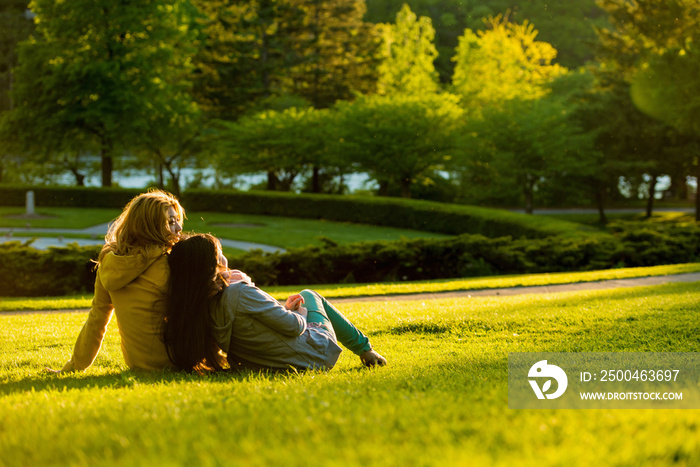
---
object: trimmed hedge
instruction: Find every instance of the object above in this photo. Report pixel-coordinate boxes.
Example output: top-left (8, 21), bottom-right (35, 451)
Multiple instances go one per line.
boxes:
top-left (0, 241), bottom-right (100, 296)
top-left (181, 189), bottom-right (589, 239)
top-left (233, 221), bottom-right (700, 286)
top-left (2, 221), bottom-right (698, 296)
top-left (233, 235), bottom-right (627, 286)
top-left (1, 185), bottom-right (588, 239)
top-left (0, 185), bottom-right (143, 208)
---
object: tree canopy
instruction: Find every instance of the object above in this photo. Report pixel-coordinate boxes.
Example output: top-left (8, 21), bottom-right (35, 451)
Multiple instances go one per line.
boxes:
top-left (451, 14), bottom-right (566, 110)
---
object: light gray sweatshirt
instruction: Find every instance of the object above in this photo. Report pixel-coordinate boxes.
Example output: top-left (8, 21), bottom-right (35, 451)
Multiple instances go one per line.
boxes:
top-left (210, 282), bottom-right (342, 370)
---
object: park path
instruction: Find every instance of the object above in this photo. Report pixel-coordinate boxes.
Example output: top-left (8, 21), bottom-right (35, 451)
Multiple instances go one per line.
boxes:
top-left (331, 272), bottom-right (700, 303)
top-left (4, 272), bottom-right (699, 315)
top-left (0, 222), bottom-right (285, 253)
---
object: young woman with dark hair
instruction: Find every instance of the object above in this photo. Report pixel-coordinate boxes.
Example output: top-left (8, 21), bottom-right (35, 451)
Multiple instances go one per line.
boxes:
top-left (163, 234), bottom-right (387, 373)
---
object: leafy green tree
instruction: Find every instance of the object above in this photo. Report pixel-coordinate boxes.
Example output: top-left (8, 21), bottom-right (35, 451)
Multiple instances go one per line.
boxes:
top-left (502, 0), bottom-right (607, 69)
top-left (366, 0), bottom-right (603, 82)
top-left (333, 93), bottom-right (463, 198)
top-left (191, 0), bottom-right (309, 120)
top-left (376, 4), bottom-right (439, 95)
top-left (286, 0), bottom-right (382, 108)
top-left (596, 0), bottom-right (700, 219)
top-left (0, 1), bottom-right (33, 183)
top-left (6, 0), bottom-right (197, 186)
top-left (457, 84), bottom-right (594, 213)
top-left (216, 107), bottom-right (330, 191)
top-left (451, 14), bottom-right (566, 110)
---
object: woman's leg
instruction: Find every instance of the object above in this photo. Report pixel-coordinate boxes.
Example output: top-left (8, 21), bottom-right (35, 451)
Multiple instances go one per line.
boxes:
top-left (299, 289), bottom-right (371, 355)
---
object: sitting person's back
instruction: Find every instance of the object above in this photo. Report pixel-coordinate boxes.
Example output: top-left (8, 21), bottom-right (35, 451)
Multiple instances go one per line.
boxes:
top-left (59, 190), bottom-right (185, 372)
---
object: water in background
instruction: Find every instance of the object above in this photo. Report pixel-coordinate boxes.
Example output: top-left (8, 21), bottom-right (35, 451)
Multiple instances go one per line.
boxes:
top-left (59, 168), bottom-right (371, 193)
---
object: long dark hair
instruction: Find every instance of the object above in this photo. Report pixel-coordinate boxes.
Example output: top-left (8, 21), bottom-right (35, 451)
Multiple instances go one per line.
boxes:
top-left (163, 234), bottom-right (225, 373)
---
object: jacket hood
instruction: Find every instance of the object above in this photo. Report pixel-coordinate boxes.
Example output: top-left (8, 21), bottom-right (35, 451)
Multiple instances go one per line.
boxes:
top-left (99, 246), bottom-right (166, 292)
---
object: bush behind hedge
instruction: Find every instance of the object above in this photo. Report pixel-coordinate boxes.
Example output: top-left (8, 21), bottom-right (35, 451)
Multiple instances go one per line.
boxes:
top-left (0, 185), bottom-right (143, 208)
top-left (0, 241), bottom-right (100, 296)
top-left (2, 221), bottom-right (697, 296)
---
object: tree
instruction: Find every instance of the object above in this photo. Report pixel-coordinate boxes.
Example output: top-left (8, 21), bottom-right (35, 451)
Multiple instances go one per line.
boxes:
top-left (451, 14), bottom-right (566, 110)
top-left (286, 0), bottom-right (382, 108)
top-left (334, 92), bottom-right (463, 198)
top-left (6, 0), bottom-right (197, 186)
top-left (191, 0), bottom-right (310, 120)
top-left (376, 4), bottom-right (439, 95)
top-left (365, 0), bottom-right (605, 81)
top-left (0, 1), bottom-right (33, 183)
top-left (216, 107), bottom-right (329, 191)
top-left (457, 91), bottom-right (592, 213)
top-left (596, 0), bottom-right (700, 219)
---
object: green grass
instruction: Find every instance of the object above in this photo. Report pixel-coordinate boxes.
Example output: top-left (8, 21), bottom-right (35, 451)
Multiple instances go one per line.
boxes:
top-left (1, 282), bottom-right (698, 466)
top-left (0, 207), bottom-right (121, 228)
top-left (184, 211), bottom-right (450, 249)
top-left (3, 263), bottom-right (699, 312)
top-left (544, 210), bottom-right (697, 227)
top-left (0, 207), bottom-right (449, 250)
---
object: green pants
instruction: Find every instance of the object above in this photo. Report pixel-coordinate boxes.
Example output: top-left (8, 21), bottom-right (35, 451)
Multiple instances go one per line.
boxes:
top-left (299, 289), bottom-right (371, 356)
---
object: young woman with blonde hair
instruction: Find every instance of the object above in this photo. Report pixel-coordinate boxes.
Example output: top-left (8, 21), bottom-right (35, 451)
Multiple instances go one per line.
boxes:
top-left (58, 189), bottom-right (186, 372)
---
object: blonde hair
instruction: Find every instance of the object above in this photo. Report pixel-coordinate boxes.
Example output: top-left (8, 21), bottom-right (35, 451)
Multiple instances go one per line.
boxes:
top-left (99, 189), bottom-right (185, 262)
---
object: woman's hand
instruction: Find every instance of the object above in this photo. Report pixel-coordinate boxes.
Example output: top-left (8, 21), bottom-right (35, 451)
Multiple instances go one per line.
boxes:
top-left (284, 294), bottom-right (304, 311)
top-left (222, 269), bottom-right (254, 286)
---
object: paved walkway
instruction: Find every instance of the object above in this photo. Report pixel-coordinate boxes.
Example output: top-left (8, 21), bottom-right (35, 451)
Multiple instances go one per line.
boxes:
top-left (331, 272), bottom-right (700, 303)
top-left (0, 223), bottom-right (285, 253)
top-left (5, 272), bottom-right (699, 316)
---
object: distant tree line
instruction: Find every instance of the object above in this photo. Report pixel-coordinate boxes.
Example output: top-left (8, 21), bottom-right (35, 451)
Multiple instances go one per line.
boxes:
top-left (0, 0), bottom-right (699, 221)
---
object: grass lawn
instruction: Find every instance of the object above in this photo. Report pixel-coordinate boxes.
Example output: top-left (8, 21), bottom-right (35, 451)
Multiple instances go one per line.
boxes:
top-left (0, 207), bottom-right (449, 250)
top-left (1, 281), bottom-right (698, 465)
top-left (544, 210), bottom-right (697, 227)
top-left (0, 207), bottom-right (122, 229)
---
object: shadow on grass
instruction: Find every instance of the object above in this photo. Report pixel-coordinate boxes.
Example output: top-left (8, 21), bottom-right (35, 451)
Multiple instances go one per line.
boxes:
top-left (0, 366), bottom-right (314, 396)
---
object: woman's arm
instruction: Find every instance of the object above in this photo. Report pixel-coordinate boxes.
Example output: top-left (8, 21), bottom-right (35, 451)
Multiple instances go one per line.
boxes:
top-left (60, 271), bottom-right (114, 372)
top-left (236, 283), bottom-right (306, 337)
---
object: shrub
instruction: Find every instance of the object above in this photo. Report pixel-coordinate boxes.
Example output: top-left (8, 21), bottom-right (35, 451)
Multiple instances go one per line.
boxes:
top-left (232, 234), bottom-right (626, 286)
top-left (2, 222), bottom-right (697, 296)
top-left (0, 185), bottom-right (143, 208)
top-left (0, 241), bottom-right (100, 296)
top-left (181, 189), bottom-right (588, 239)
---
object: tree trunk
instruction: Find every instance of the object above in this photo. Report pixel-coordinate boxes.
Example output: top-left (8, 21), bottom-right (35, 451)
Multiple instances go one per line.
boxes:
top-left (164, 162), bottom-right (181, 198)
top-left (267, 171), bottom-right (279, 190)
top-left (377, 180), bottom-right (389, 197)
top-left (338, 173), bottom-right (345, 195)
top-left (70, 168), bottom-right (85, 186)
top-left (595, 189), bottom-right (607, 224)
top-left (523, 174), bottom-right (535, 214)
top-left (400, 177), bottom-right (412, 198)
top-left (101, 153), bottom-right (113, 187)
top-left (645, 174), bottom-right (658, 218)
top-left (312, 166), bottom-right (321, 193)
top-left (156, 162), bottom-right (165, 189)
top-left (696, 159), bottom-right (700, 222)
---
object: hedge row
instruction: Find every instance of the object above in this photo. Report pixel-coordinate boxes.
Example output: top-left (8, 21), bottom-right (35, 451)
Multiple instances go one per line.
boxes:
top-left (234, 222), bottom-right (700, 286)
top-left (0, 185), bottom-right (143, 208)
top-left (0, 241), bottom-right (101, 296)
top-left (0, 185), bottom-right (586, 239)
top-left (181, 189), bottom-right (588, 239)
top-left (3, 222), bottom-right (698, 296)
